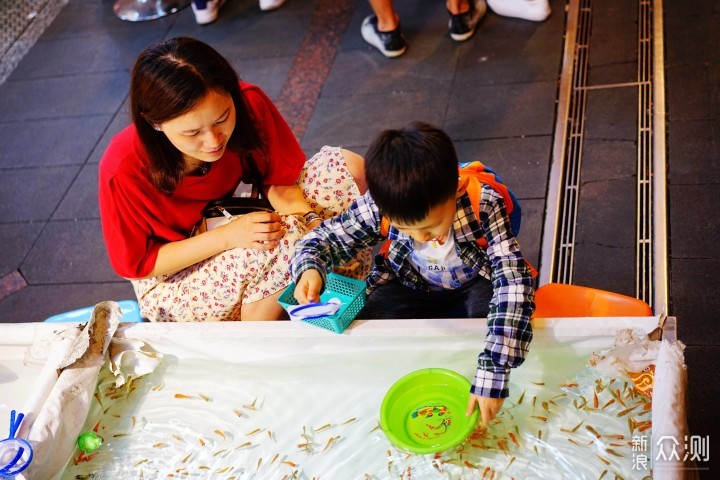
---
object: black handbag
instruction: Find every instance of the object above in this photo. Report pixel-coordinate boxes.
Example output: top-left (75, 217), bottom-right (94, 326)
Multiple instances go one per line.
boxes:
top-left (191, 154), bottom-right (274, 236)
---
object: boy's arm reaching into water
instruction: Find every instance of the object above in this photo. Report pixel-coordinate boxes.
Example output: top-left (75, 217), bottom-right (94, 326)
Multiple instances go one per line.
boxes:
top-left (467, 186), bottom-right (535, 423)
top-left (290, 192), bottom-right (383, 303)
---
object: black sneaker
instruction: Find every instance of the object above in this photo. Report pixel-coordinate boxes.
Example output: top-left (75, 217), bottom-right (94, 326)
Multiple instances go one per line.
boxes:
top-left (361, 15), bottom-right (407, 58)
top-left (448, 0), bottom-right (487, 42)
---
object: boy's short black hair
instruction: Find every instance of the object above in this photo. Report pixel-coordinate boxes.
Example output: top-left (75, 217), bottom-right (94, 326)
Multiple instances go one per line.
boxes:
top-left (365, 122), bottom-right (459, 224)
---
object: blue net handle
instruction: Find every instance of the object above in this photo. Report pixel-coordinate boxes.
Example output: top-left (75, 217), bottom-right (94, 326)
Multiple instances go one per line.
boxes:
top-left (0, 410), bottom-right (33, 477)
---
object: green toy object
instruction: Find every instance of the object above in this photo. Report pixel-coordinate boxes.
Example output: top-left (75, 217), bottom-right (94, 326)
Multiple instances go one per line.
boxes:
top-left (77, 431), bottom-right (103, 453)
top-left (380, 368), bottom-right (479, 454)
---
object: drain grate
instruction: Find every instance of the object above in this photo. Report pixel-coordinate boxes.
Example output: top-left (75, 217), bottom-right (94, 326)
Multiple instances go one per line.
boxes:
top-left (540, 0), bottom-right (668, 313)
top-left (540, 0), bottom-right (594, 286)
top-left (636, 0), bottom-right (654, 305)
top-left (554, 0), bottom-right (593, 284)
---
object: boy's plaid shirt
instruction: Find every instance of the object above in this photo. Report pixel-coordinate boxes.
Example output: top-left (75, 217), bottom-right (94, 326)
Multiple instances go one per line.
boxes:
top-left (290, 188), bottom-right (535, 398)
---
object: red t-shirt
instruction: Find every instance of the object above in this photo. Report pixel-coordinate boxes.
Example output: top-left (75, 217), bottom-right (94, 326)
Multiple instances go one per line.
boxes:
top-left (99, 82), bottom-right (305, 279)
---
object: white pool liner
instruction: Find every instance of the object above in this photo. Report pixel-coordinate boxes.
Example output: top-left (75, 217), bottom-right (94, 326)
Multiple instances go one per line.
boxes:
top-left (11, 302), bottom-right (120, 480)
top-left (0, 306), bottom-right (693, 478)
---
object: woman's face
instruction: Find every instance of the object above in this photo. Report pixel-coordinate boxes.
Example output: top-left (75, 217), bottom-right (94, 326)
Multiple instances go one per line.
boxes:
top-left (158, 89), bottom-right (236, 164)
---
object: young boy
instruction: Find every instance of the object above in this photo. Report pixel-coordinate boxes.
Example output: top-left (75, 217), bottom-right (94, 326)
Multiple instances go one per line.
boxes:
top-left (289, 122), bottom-right (534, 426)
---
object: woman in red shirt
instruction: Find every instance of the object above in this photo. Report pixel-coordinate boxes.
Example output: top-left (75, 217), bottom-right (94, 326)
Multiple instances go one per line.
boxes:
top-left (99, 37), bottom-right (370, 321)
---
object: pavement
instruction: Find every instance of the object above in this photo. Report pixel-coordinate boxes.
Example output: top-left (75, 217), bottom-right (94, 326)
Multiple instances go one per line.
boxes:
top-left (0, 0), bottom-right (718, 474)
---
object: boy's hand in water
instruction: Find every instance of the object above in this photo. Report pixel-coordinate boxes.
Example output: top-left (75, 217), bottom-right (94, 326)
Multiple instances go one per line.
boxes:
top-left (466, 394), bottom-right (505, 426)
top-left (294, 270), bottom-right (323, 304)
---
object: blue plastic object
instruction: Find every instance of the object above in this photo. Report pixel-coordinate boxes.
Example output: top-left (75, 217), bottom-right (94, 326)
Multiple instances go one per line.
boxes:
top-left (287, 298), bottom-right (342, 320)
top-left (278, 273), bottom-right (366, 334)
top-left (44, 300), bottom-right (143, 323)
top-left (0, 410), bottom-right (33, 477)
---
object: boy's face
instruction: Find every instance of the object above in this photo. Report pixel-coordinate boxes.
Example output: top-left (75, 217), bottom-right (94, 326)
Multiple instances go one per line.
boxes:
top-left (391, 197), bottom-right (457, 243)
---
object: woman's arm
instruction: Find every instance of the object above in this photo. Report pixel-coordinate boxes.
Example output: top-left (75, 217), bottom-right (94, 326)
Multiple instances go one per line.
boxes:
top-left (265, 183), bottom-right (311, 214)
top-left (140, 211), bottom-right (285, 278)
top-left (265, 184), bottom-right (322, 228)
top-left (264, 148), bottom-right (366, 227)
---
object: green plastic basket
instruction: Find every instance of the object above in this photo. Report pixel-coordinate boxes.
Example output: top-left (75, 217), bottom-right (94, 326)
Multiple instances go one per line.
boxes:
top-left (277, 273), bottom-right (366, 333)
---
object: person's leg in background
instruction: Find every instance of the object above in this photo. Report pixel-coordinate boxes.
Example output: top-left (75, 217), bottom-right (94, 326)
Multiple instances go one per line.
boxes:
top-left (259, 0), bottom-right (287, 12)
top-left (361, 0), bottom-right (407, 58)
top-left (191, 0), bottom-right (226, 25)
top-left (446, 0), bottom-right (487, 42)
top-left (191, 0), bottom-right (288, 26)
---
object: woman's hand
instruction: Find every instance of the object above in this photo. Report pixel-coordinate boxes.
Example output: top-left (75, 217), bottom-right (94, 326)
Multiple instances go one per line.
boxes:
top-left (220, 211), bottom-right (285, 250)
top-left (294, 270), bottom-right (323, 304)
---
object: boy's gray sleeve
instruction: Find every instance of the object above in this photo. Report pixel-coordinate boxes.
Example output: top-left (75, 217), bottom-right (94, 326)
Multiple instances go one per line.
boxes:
top-left (290, 192), bottom-right (382, 285)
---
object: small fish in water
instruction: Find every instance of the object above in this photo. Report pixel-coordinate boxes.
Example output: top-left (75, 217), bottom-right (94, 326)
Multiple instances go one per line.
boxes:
top-left (323, 435), bottom-right (340, 453)
top-left (602, 399), bottom-right (616, 410)
top-left (596, 455), bottom-right (611, 466)
top-left (617, 405), bottom-right (639, 417)
top-left (606, 448), bottom-right (624, 457)
top-left (625, 365), bottom-right (655, 398)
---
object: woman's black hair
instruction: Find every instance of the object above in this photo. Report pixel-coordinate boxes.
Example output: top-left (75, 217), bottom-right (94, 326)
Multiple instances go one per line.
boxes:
top-left (365, 122), bottom-right (459, 224)
top-left (130, 36), bottom-right (263, 193)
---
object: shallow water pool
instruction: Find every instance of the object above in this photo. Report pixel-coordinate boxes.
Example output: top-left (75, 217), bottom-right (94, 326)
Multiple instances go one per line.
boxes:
top-left (49, 318), bottom-right (660, 480)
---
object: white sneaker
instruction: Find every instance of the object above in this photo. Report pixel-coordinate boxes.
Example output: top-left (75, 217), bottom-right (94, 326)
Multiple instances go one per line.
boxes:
top-left (487, 0), bottom-right (551, 22)
top-left (192, 0), bottom-right (226, 25)
top-left (361, 14), bottom-right (407, 58)
top-left (259, 0), bottom-right (287, 11)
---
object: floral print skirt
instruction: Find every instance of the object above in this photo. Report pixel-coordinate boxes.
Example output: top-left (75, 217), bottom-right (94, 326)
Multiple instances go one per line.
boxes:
top-left (132, 146), bottom-right (372, 322)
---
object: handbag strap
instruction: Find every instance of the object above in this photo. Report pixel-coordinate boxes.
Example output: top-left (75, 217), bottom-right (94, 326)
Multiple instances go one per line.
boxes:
top-left (240, 153), bottom-right (266, 199)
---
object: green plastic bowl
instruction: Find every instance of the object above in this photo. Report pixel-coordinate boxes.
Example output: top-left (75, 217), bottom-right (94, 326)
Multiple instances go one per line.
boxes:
top-left (380, 368), bottom-right (479, 454)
